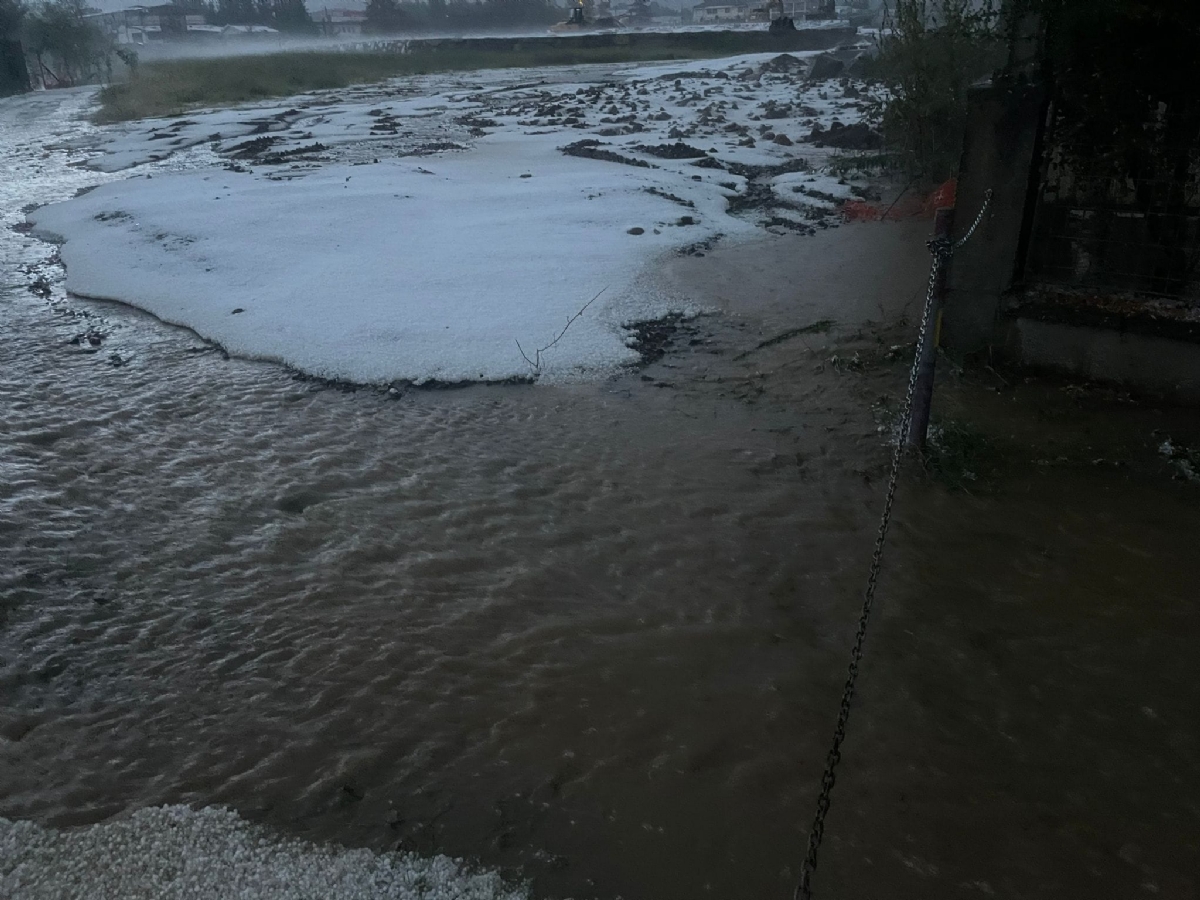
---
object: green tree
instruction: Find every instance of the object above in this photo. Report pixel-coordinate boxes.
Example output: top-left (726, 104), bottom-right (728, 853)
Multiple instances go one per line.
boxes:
top-left (215, 0), bottom-right (259, 24)
top-left (24, 0), bottom-right (114, 86)
top-left (872, 0), bottom-right (1004, 179)
top-left (266, 0), bottom-right (316, 32)
top-left (365, 0), bottom-right (405, 31)
top-left (0, 0), bottom-right (25, 39)
top-left (873, 0), bottom-right (1200, 180)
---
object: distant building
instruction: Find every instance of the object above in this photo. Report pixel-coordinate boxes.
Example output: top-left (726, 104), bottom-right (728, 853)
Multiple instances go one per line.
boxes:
top-left (317, 8), bottom-right (366, 36)
top-left (87, 5), bottom-right (201, 44)
top-left (219, 23), bottom-right (281, 34)
top-left (691, 0), bottom-right (748, 24)
top-left (758, 0), bottom-right (836, 19)
top-left (86, 7), bottom-right (284, 44)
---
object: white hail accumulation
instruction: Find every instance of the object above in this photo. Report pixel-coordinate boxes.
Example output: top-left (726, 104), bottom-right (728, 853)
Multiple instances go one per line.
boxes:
top-left (0, 805), bottom-right (528, 900)
top-left (30, 51), bottom-right (878, 385)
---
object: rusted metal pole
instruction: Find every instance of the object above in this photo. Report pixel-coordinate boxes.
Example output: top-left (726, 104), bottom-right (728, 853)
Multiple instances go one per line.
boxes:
top-left (906, 206), bottom-right (955, 450)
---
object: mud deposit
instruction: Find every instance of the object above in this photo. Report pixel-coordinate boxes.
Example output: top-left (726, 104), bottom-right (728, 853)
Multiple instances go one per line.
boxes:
top-left (4, 84), bottom-right (1200, 900)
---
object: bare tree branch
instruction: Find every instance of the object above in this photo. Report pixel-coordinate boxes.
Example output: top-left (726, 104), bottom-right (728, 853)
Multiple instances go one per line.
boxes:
top-left (516, 286), bottom-right (608, 374)
top-left (515, 339), bottom-right (537, 368)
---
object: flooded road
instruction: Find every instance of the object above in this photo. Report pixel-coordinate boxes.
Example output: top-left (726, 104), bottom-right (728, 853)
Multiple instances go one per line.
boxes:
top-left (4, 88), bottom-right (1200, 900)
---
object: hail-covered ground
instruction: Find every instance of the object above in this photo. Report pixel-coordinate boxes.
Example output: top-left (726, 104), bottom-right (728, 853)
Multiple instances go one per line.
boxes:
top-left (32, 50), bottom-right (879, 384)
top-left (0, 805), bottom-right (527, 900)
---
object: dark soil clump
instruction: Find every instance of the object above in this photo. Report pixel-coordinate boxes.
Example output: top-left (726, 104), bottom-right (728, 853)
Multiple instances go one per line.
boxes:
top-left (634, 141), bottom-right (709, 159)
top-left (561, 139), bottom-right (654, 168)
top-left (644, 187), bottom-right (696, 208)
top-left (764, 216), bottom-right (814, 234)
top-left (227, 136), bottom-right (278, 159)
top-left (260, 142), bottom-right (328, 164)
top-left (409, 141), bottom-right (467, 155)
top-left (806, 121), bottom-right (882, 150)
top-left (624, 313), bottom-right (690, 365)
top-left (678, 233), bottom-right (725, 257)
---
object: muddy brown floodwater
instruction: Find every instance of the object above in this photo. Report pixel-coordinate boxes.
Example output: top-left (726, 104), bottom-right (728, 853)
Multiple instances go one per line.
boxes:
top-left (4, 89), bottom-right (1200, 900)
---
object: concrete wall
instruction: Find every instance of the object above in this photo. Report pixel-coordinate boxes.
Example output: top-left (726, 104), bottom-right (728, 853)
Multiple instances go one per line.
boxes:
top-left (1004, 317), bottom-right (1200, 402)
top-left (943, 79), bottom-right (1200, 401)
top-left (940, 80), bottom-right (1046, 358)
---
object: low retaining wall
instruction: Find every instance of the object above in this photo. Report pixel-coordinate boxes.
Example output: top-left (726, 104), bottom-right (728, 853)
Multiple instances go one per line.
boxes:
top-left (1004, 315), bottom-right (1200, 402)
top-left (342, 27), bottom-right (858, 57)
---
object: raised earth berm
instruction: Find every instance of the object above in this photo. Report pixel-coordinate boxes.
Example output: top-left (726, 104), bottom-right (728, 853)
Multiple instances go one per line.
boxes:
top-left (807, 52), bottom-right (846, 80)
top-left (353, 27), bottom-right (858, 58)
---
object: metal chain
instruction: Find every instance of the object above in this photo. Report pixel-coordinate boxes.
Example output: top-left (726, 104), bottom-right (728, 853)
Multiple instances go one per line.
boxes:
top-left (953, 190), bottom-right (994, 251)
top-left (794, 189), bottom-right (993, 900)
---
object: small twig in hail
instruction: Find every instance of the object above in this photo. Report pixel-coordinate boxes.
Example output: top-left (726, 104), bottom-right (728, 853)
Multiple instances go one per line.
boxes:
top-left (516, 286), bottom-right (608, 373)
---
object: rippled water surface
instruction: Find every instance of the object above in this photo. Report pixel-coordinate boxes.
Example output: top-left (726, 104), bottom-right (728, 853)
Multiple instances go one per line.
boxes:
top-left (4, 88), bottom-right (1200, 900)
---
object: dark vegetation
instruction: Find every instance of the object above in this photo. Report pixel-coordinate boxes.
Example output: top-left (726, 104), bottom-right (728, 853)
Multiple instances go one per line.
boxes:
top-left (360, 0), bottom-right (561, 33)
top-left (0, 0), bottom-right (647, 98)
top-left (2, 0), bottom-right (134, 90)
top-left (867, 0), bottom-right (1004, 180)
top-left (91, 24), bottom-right (849, 122)
top-left (1035, 0), bottom-right (1200, 196)
top-left (94, 43), bottom-right (737, 122)
top-left (867, 0), bottom-right (1199, 182)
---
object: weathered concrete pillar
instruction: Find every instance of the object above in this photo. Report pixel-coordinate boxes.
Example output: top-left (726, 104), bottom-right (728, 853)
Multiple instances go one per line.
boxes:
top-left (940, 80), bottom-right (1047, 358)
top-left (1, 40), bottom-right (31, 97)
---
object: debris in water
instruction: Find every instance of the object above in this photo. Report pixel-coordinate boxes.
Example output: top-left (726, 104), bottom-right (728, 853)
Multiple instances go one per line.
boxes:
top-left (1158, 437), bottom-right (1200, 482)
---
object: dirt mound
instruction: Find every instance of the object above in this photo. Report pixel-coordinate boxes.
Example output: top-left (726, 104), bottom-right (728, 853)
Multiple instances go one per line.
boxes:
top-left (759, 53), bottom-right (805, 74)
